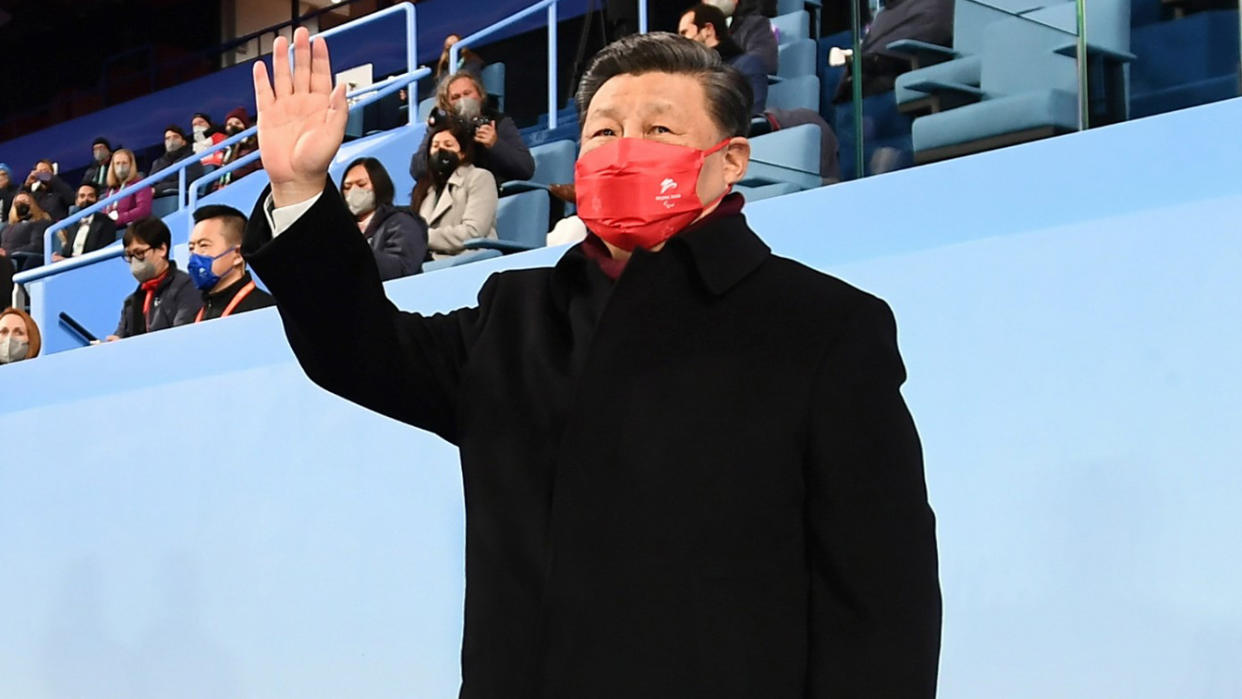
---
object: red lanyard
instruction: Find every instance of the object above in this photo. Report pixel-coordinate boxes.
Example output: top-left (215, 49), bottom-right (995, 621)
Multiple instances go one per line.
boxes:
top-left (195, 281), bottom-right (256, 323)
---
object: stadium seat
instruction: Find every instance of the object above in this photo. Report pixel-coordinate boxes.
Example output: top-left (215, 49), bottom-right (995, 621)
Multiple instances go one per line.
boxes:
top-left (771, 11), bottom-right (809, 45)
top-left (1129, 9), bottom-right (1239, 119)
top-left (482, 62), bottom-right (506, 112)
top-left (151, 194), bottom-right (178, 220)
top-left (742, 124), bottom-right (821, 189)
top-left (501, 139), bottom-right (576, 198)
top-left (766, 74), bottom-right (820, 112)
top-left (463, 189), bottom-right (549, 254)
top-left (911, 0), bottom-right (1133, 163)
top-left (421, 249), bottom-right (503, 272)
top-left (417, 97), bottom-right (436, 123)
top-left (775, 38), bottom-right (817, 79)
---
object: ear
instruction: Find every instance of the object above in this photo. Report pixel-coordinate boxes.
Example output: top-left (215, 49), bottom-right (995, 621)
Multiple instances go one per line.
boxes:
top-left (720, 137), bottom-right (751, 186)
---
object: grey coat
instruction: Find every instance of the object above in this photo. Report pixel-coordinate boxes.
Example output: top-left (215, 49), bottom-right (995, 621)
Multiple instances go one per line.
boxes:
top-left (363, 203), bottom-right (428, 280)
top-left (418, 164), bottom-right (498, 258)
top-left (115, 262), bottom-right (202, 337)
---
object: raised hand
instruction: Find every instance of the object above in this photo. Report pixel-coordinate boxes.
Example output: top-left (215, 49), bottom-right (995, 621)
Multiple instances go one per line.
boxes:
top-left (253, 27), bottom-right (349, 208)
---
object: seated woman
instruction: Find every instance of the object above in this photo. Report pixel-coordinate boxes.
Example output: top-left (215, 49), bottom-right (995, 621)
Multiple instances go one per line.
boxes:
top-left (0, 306), bottom-right (41, 365)
top-left (340, 157), bottom-right (427, 280)
top-left (103, 148), bottom-right (153, 229)
top-left (412, 121), bottom-right (498, 259)
top-left (0, 191), bottom-right (52, 270)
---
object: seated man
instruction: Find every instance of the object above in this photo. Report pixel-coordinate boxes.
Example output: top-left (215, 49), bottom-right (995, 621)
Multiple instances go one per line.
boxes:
top-left (53, 183), bottom-right (117, 261)
top-left (151, 125), bottom-right (205, 198)
top-left (706, 0), bottom-right (779, 74)
top-left (106, 217), bottom-right (201, 340)
top-left (834, 0), bottom-right (954, 101)
top-left (25, 160), bottom-right (75, 222)
top-left (680, 4), bottom-right (768, 114)
top-left (409, 71), bottom-right (535, 186)
top-left (82, 138), bottom-right (113, 188)
top-left (187, 204), bottom-right (273, 321)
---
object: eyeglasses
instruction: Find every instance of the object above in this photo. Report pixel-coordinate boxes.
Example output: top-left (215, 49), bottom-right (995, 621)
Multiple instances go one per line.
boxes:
top-left (123, 246), bottom-right (153, 263)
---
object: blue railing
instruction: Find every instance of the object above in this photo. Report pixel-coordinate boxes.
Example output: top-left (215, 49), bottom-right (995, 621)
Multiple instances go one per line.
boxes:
top-left (30, 1), bottom-right (420, 269)
top-left (448, 0), bottom-right (648, 131)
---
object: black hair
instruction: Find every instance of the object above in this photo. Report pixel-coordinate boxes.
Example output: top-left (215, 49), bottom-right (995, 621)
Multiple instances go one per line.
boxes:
top-left (77, 182), bottom-right (101, 196)
top-left (93, 137), bottom-right (113, 150)
top-left (576, 32), bottom-right (752, 139)
top-left (341, 157), bottom-right (396, 207)
top-left (123, 217), bottom-right (172, 257)
top-left (193, 204), bottom-right (248, 246)
top-left (411, 120), bottom-right (476, 213)
top-left (684, 4), bottom-right (730, 39)
top-left (164, 124), bottom-right (188, 140)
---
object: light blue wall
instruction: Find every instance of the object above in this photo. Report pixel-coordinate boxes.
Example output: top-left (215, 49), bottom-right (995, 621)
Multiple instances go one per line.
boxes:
top-left (2, 99), bottom-right (1241, 697)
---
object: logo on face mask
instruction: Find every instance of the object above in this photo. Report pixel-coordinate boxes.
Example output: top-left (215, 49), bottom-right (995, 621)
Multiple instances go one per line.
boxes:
top-left (659, 178), bottom-right (677, 194)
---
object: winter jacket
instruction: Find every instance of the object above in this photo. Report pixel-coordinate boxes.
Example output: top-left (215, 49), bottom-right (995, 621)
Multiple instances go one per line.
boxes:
top-left (361, 203), bottom-right (427, 280)
top-left (114, 261), bottom-right (202, 337)
top-left (105, 180), bottom-right (154, 228)
top-left (151, 144), bottom-right (206, 197)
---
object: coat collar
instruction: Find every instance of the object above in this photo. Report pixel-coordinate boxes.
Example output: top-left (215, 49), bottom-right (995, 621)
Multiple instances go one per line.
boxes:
top-left (426, 165), bottom-right (473, 225)
top-left (552, 193), bottom-right (770, 303)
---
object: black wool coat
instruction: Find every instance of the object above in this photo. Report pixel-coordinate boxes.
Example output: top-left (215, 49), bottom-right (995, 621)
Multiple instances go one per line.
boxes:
top-left (243, 183), bottom-right (942, 699)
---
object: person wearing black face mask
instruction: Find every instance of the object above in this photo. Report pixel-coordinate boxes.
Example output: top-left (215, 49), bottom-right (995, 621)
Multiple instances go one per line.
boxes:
top-left (106, 217), bottom-right (202, 341)
top-left (51, 183), bottom-right (117, 262)
top-left (151, 125), bottom-right (205, 198)
top-left (410, 121), bottom-right (498, 259)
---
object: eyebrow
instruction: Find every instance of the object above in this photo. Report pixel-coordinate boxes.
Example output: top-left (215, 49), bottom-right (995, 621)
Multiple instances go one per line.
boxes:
top-left (589, 101), bottom-right (674, 122)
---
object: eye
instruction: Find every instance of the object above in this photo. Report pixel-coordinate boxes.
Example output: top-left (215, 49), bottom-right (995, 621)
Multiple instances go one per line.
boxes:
top-left (591, 128), bottom-right (616, 138)
top-left (651, 125), bottom-right (673, 135)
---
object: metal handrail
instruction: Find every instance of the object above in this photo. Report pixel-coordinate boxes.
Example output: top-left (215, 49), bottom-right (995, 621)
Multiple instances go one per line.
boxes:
top-left (34, 1), bottom-right (419, 267)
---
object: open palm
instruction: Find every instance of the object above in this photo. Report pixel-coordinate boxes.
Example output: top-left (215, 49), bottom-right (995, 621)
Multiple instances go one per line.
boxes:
top-left (253, 27), bottom-right (348, 206)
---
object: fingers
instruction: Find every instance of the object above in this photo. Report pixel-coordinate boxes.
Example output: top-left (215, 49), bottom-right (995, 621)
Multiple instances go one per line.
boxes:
top-left (325, 82), bottom-right (350, 135)
top-left (272, 34), bottom-right (292, 98)
top-left (293, 27), bottom-right (312, 95)
top-left (253, 61), bottom-right (275, 114)
top-left (310, 34), bottom-right (333, 96)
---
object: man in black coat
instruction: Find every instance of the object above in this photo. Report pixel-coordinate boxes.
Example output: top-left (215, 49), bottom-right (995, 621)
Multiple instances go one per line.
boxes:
top-left (53, 183), bottom-right (117, 260)
top-left (106, 216), bottom-right (202, 340)
top-left (245, 29), bottom-right (940, 698)
top-left (25, 159), bottom-right (75, 222)
top-left (151, 125), bottom-right (206, 198)
top-left (188, 204), bottom-right (273, 322)
top-left (81, 137), bottom-right (114, 189)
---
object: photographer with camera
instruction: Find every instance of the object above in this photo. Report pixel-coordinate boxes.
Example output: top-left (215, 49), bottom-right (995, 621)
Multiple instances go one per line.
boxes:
top-left (408, 71), bottom-right (534, 187)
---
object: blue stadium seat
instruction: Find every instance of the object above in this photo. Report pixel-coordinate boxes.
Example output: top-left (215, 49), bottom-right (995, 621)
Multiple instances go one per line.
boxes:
top-left (417, 97), bottom-right (436, 123)
top-left (733, 181), bottom-right (801, 202)
top-left (501, 139), bottom-right (576, 195)
top-left (463, 189), bottom-right (549, 254)
top-left (421, 249), bottom-right (503, 272)
top-left (742, 123), bottom-right (821, 189)
top-left (151, 194), bottom-right (178, 220)
top-left (766, 74), bottom-right (820, 112)
top-left (771, 11), bottom-right (809, 46)
top-left (775, 38), bottom-right (817, 79)
top-left (1129, 10), bottom-right (1239, 119)
top-left (482, 62), bottom-right (506, 112)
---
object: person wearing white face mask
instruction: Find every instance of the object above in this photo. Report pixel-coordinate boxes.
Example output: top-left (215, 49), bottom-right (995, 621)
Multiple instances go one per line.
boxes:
top-left (103, 148), bottom-right (153, 230)
top-left (106, 217), bottom-right (202, 341)
top-left (408, 71), bottom-right (534, 186)
top-left (0, 307), bottom-right (40, 365)
top-left (339, 157), bottom-right (427, 280)
top-left (190, 112), bottom-right (227, 167)
top-left (150, 125), bottom-right (205, 198)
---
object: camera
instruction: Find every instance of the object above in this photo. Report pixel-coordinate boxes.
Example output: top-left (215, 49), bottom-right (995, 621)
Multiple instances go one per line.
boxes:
top-left (428, 107), bottom-right (491, 134)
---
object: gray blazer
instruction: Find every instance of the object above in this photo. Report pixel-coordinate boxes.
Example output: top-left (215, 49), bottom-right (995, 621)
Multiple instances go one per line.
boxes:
top-left (419, 164), bottom-right (498, 258)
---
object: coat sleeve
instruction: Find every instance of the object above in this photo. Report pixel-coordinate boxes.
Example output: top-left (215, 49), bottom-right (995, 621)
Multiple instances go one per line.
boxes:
top-left (115, 294), bottom-right (134, 338)
top-left (486, 116), bottom-right (536, 182)
top-left (409, 128), bottom-right (432, 181)
top-left (170, 277), bottom-right (203, 327)
top-left (51, 176), bottom-right (75, 212)
top-left (373, 212), bottom-right (428, 281)
top-left (804, 294), bottom-right (941, 698)
top-left (116, 187), bottom-right (153, 226)
top-left (428, 169), bottom-right (498, 254)
top-left (14, 222), bottom-right (47, 255)
top-left (242, 182), bottom-right (492, 444)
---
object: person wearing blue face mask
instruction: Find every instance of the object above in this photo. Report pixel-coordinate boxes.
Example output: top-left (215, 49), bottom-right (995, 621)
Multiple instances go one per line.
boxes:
top-left (187, 204), bottom-right (273, 322)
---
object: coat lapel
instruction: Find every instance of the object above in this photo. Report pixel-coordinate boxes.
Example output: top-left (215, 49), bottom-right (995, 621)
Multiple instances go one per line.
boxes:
top-left (426, 167), bottom-right (467, 225)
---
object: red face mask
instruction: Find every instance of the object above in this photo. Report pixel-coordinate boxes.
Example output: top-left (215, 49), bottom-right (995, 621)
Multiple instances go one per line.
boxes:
top-left (574, 137), bottom-right (732, 252)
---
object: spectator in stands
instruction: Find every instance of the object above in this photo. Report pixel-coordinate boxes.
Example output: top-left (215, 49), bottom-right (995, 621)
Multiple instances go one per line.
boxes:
top-left (25, 160), bottom-right (75, 222)
top-left (340, 157), bottom-right (427, 280)
top-left (0, 307), bottom-right (41, 365)
top-left (103, 148), bottom-right (153, 229)
top-left (52, 183), bottom-right (117, 261)
top-left (151, 125), bottom-right (205, 198)
top-left (82, 137), bottom-right (113, 188)
top-left (412, 122), bottom-right (498, 259)
top-left (409, 71), bottom-right (535, 186)
top-left (191, 113), bottom-right (227, 167)
top-left (215, 107), bottom-right (261, 189)
top-left (187, 205), bottom-right (273, 320)
top-left (680, 4), bottom-right (768, 114)
top-left (106, 217), bottom-right (202, 341)
top-left (0, 164), bottom-right (17, 222)
top-left (1, 191), bottom-right (52, 268)
top-left (434, 33), bottom-right (485, 83)
top-left (705, 0), bottom-right (779, 74)
top-left (833, 0), bottom-right (954, 101)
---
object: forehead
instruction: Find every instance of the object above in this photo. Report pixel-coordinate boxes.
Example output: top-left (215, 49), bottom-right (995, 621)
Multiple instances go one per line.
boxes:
top-left (35, 162), bottom-right (51, 170)
top-left (113, 151), bottom-right (131, 161)
top-left (78, 185), bottom-right (96, 194)
top-left (448, 78), bottom-right (477, 94)
top-left (0, 314), bottom-right (24, 330)
top-left (588, 72), bottom-right (709, 122)
top-left (165, 130), bottom-right (181, 137)
top-left (189, 218), bottom-right (227, 243)
top-left (345, 163), bottom-right (370, 179)
top-left (192, 115), bottom-right (208, 123)
top-left (432, 131), bottom-right (459, 146)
